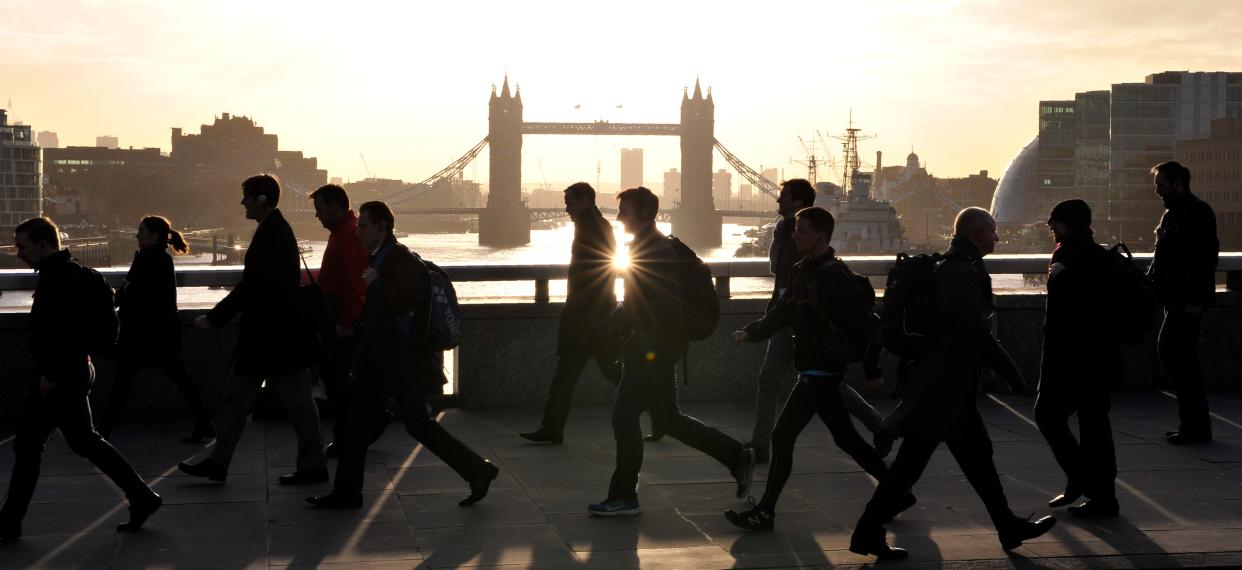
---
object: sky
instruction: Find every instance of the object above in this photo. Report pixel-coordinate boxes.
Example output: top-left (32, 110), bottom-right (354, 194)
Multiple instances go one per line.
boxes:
top-left (3, 0), bottom-right (1240, 191)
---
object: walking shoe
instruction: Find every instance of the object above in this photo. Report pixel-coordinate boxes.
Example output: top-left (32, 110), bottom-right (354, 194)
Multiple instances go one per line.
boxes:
top-left (306, 493), bottom-right (363, 509)
top-left (1048, 486), bottom-right (1081, 508)
top-left (643, 429), bottom-right (665, 442)
top-left (459, 460), bottom-right (499, 506)
top-left (731, 447), bottom-right (756, 499)
top-left (998, 514), bottom-right (1057, 550)
top-left (725, 498), bottom-right (774, 531)
top-left (849, 527), bottom-right (909, 560)
top-left (117, 492), bottom-right (162, 532)
top-left (1166, 430), bottom-right (1212, 445)
top-left (1068, 497), bottom-right (1119, 518)
top-left (178, 458), bottom-right (227, 482)
top-left (588, 498), bottom-right (641, 516)
top-left (882, 491), bottom-right (918, 523)
top-left (518, 428), bottom-right (563, 445)
top-left (277, 468), bottom-right (330, 485)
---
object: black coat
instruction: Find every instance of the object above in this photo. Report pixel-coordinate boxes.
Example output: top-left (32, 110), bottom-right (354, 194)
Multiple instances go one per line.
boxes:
top-left (1148, 191), bottom-right (1219, 308)
top-left (766, 217), bottom-right (798, 311)
top-left (206, 209), bottom-right (313, 376)
top-left (1039, 235), bottom-right (1121, 393)
top-left (558, 206), bottom-right (616, 354)
top-left (28, 249), bottom-right (96, 387)
top-left (116, 244), bottom-right (182, 358)
top-left (612, 227), bottom-right (687, 358)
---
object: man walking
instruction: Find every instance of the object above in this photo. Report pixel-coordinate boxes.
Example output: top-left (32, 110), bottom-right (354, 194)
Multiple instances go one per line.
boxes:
top-left (1, 217), bottom-right (161, 541)
top-left (1148, 161), bottom-right (1219, 445)
top-left (589, 187), bottom-right (754, 517)
top-left (850, 208), bottom-right (1055, 559)
top-left (179, 174), bottom-right (327, 485)
top-left (308, 201), bottom-right (498, 509)
top-left (520, 182), bottom-right (622, 444)
top-left (1035, 199), bottom-right (1121, 517)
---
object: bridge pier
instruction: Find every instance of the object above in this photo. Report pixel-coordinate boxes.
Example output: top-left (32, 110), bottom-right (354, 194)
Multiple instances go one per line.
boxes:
top-left (479, 205), bottom-right (531, 247)
top-left (670, 207), bottom-right (722, 249)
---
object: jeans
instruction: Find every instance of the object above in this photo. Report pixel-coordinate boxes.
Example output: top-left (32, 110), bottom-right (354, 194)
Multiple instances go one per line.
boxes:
top-left (1035, 386), bottom-right (1116, 500)
top-left (209, 367), bottom-right (326, 472)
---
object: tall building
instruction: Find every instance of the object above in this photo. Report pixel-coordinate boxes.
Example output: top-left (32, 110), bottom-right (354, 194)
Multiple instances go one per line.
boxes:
top-left (663, 168), bottom-right (680, 205)
top-left (1037, 100), bottom-right (1076, 216)
top-left (1073, 91), bottom-right (1111, 213)
top-left (761, 167), bottom-right (779, 186)
top-left (620, 148), bottom-right (643, 191)
top-left (171, 113), bottom-right (326, 226)
top-left (712, 168), bottom-right (732, 208)
top-left (96, 135), bottom-right (119, 149)
top-left (36, 131), bottom-right (59, 149)
top-left (1176, 118), bottom-right (1242, 249)
top-left (0, 109), bottom-right (42, 231)
top-left (739, 183), bottom-right (753, 210)
top-left (43, 146), bottom-right (173, 225)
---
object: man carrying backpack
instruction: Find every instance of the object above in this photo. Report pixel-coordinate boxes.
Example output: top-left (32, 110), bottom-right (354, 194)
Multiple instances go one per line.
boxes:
top-left (1, 217), bottom-right (161, 541)
top-left (1034, 199), bottom-right (1121, 518)
top-left (308, 201), bottom-right (498, 509)
top-left (726, 206), bottom-right (901, 532)
top-left (850, 208), bottom-right (1055, 560)
top-left (589, 187), bottom-right (754, 517)
top-left (1148, 161), bottom-right (1219, 445)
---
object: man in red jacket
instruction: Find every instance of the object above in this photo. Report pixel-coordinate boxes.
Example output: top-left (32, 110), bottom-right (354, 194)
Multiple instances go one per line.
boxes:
top-left (309, 184), bottom-right (369, 456)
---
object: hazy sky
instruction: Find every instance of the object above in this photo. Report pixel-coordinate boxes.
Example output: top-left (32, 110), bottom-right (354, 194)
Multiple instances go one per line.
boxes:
top-left (3, 0), bottom-right (1240, 190)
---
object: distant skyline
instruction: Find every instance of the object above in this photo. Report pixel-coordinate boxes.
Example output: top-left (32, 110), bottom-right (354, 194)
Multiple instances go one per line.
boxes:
top-left (3, 0), bottom-right (1240, 187)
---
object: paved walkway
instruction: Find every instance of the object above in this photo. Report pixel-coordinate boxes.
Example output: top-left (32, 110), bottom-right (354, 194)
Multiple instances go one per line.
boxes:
top-left (0, 390), bottom-right (1239, 569)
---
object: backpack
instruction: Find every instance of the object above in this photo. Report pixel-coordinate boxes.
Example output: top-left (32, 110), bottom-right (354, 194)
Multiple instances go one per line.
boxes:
top-left (1108, 242), bottom-right (1157, 346)
top-left (418, 258), bottom-right (462, 351)
top-left (666, 236), bottom-right (719, 341)
top-left (806, 257), bottom-right (881, 363)
top-left (74, 262), bottom-right (119, 357)
top-left (880, 252), bottom-right (944, 358)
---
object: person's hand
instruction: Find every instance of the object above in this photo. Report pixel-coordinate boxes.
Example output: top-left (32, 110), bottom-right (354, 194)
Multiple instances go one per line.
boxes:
top-left (335, 324), bottom-right (354, 339)
top-left (194, 315), bottom-right (211, 330)
top-left (38, 376), bottom-right (55, 396)
top-left (362, 267), bottom-right (378, 287)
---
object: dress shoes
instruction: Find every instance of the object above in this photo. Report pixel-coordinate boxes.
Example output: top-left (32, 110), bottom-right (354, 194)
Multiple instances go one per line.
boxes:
top-left (998, 515), bottom-right (1057, 550)
top-left (117, 492), bottom-right (162, 532)
top-left (306, 493), bottom-right (363, 509)
top-left (1166, 430), bottom-right (1212, 445)
top-left (278, 468), bottom-right (330, 485)
top-left (459, 460), bottom-right (499, 506)
top-left (849, 530), bottom-right (909, 560)
top-left (178, 459), bottom-right (227, 482)
top-left (1068, 497), bottom-right (1119, 518)
top-left (1048, 487), bottom-right (1081, 508)
top-left (518, 428), bottom-right (563, 445)
top-left (644, 429), bottom-right (665, 442)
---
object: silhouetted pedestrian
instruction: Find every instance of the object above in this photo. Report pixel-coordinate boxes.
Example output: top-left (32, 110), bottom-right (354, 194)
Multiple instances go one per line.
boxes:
top-left (0, 217), bottom-right (161, 542)
top-left (589, 187), bottom-right (754, 517)
top-left (308, 201), bottom-right (498, 509)
top-left (1035, 199), bottom-right (1121, 517)
top-left (98, 215), bottom-right (214, 443)
top-left (1148, 161), bottom-right (1219, 445)
top-left (178, 174), bottom-right (327, 485)
top-left (520, 182), bottom-right (622, 444)
top-left (308, 184), bottom-right (369, 457)
top-left (727, 206), bottom-right (900, 531)
top-left (850, 208), bottom-right (1055, 560)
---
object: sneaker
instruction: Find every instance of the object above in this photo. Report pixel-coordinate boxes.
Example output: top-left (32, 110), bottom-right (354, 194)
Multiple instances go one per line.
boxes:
top-left (588, 498), bottom-right (641, 517)
top-left (731, 447), bottom-right (756, 499)
top-left (725, 498), bottom-right (774, 531)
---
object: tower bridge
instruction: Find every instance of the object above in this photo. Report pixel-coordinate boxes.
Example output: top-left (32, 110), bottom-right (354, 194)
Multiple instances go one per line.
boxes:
top-left (386, 77), bottom-right (780, 248)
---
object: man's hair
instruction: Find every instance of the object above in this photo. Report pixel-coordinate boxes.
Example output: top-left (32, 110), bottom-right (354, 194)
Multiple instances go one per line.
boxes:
top-left (781, 178), bottom-right (817, 207)
top-left (358, 200), bottom-right (396, 233)
top-left (617, 186), bottom-right (659, 222)
top-left (794, 206), bottom-right (835, 241)
top-left (242, 174), bottom-right (281, 207)
top-left (564, 182), bottom-right (596, 204)
top-left (309, 184), bottom-right (350, 210)
top-left (1151, 160), bottom-right (1191, 190)
top-left (953, 207), bottom-right (995, 237)
top-left (14, 217), bottom-right (60, 249)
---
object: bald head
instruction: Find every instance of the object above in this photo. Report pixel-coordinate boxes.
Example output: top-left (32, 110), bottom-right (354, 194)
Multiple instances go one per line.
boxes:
top-left (953, 207), bottom-right (998, 256)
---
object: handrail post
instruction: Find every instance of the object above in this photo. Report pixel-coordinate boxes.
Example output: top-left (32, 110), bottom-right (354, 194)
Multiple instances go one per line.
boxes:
top-left (535, 278), bottom-right (550, 303)
top-left (715, 276), bottom-right (730, 299)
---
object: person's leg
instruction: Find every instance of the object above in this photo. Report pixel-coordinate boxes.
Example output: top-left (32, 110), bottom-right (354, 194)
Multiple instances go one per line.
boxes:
top-left (1034, 388), bottom-right (1082, 496)
top-left (271, 368), bottom-right (327, 472)
top-left (1160, 310), bottom-right (1210, 437)
top-left (207, 371), bottom-right (264, 470)
top-left (319, 335), bottom-right (355, 443)
top-left (817, 378), bottom-right (887, 479)
top-left (855, 434), bottom-right (938, 531)
top-left (160, 354), bottom-right (213, 436)
top-left (946, 413), bottom-right (1016, 530)
top-left (394, 385), bottom-right (488, 481)
top-left (648, 353), bottom-right (744, 470)
top-left (1077, 389), bottom-right (1117, 502)
top-left (537, 349), bottom-right (593, 437)
top-left (841, 382), bottom-right (885, 435)
top-left (99, 358), bottom-right (141, 437)
top-left (0, 390), bottom-right (59, 532)
top-left (757, 379), bottom-right (816, 509)
top-left (57, 387), bottom-right (154, 502)
top-left (605, 352), bottom-right (651, 502)
top-left (331, 381), bottom-right (389, 498)
top-left (751, 328), bottom-right (795, 450)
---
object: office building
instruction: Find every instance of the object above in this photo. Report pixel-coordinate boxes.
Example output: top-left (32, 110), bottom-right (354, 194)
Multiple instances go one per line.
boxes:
top-left (0, 109), bottom-right (42, 230)
top-left (620, 148), bottom-right (643, 192)
top-left (96, 135), bottom-right (119, 149)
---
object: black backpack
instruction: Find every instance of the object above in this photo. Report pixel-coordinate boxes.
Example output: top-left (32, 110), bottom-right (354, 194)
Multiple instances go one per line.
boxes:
top-left (73, 262), bottom-right (119, 357)
top-left (806, 257), bottom-right (881, 363)
top-left (881, 252), bottom-right (944, 358)
top-left (419, 257), bottom-right (463, 351)
top-left (1108, 243), bottom-right (1158, 346)
top-left (666, 236), bottom-right (719, 341)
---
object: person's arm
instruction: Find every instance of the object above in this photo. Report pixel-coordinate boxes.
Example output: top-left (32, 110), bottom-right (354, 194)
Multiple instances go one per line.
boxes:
top-left (335, 236), bottom-right (369, 328)
top-left (740, 290), bottom-right (793, 343)
top-left (941, 262), bottom-right (1024, 392)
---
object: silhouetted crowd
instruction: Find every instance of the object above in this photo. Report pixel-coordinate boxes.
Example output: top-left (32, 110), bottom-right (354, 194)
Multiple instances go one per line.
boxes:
top-left (0, 161), bottom-right (1220, 560)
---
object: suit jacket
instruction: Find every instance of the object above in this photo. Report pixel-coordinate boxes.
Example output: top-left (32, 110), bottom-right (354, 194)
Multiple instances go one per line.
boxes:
top-left (558, 206), bottom-right (616, 354)
top-left (207, 209), bottom-right (312, 376)
top-left (1148, 191), bottom-right (1219, 308)
top-left (352, 238), bottom-right (446, 395)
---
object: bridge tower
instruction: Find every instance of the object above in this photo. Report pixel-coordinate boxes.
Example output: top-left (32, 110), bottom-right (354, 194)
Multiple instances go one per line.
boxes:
top-left (671, 79), bottom-right (722, 248)
top-left (481, 76), bottom-right (531, 246)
